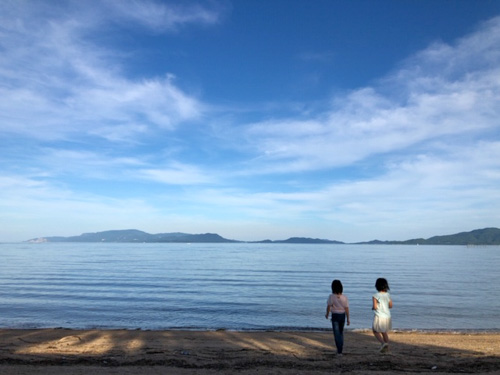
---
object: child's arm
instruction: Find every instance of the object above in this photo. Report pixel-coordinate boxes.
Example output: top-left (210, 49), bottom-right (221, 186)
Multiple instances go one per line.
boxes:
top-left (325, 305), bottom-right (331, 319)
top-left (389, 298), bottom-right (393, 309)
top-left (345, 306), bottom-right (350, 326)
top-left (372, 297), bottom-right (378, 311)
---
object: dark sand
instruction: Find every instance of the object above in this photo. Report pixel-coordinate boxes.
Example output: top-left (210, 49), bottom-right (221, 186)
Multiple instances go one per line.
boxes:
top-left (0, 329), bottom-right (498, 374)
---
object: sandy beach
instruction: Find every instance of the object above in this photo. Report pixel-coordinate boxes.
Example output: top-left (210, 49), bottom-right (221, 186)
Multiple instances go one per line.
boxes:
top-left (0, 329), bottom-right (498, 374)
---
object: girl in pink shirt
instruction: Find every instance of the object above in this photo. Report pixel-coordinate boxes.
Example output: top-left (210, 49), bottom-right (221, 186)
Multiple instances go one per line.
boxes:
top-left (325, 279), bottom-right (350, 355)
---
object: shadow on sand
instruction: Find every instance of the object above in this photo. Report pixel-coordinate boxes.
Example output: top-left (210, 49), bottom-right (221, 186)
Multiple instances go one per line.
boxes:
top-left (0, 329), bottom-right (498, 374)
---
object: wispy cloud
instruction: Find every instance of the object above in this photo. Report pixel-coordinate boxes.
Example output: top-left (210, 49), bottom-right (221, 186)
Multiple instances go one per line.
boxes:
top-left (0, 173), bottom-right (163, 240)
top-left (239, 15), bottom-right (500, 174)
top-left (186, 137), bottom-right (500, 241)
top-left (201, 17), bottom-right (500, 240)
top-left (106, 0), bottom-right (227, 32)
top-left (0, 1), bottom-right (210, 141)
top-left (139, 162), bottom-right (215, 185)
top-left (298, 51), bottom-right (335, 63)
top-left (35, 149), bottom-right (146, 179)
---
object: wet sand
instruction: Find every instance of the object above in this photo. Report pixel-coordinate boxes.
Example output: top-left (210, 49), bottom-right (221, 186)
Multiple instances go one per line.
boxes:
top-left (0, 329), bottom-right (498, 374)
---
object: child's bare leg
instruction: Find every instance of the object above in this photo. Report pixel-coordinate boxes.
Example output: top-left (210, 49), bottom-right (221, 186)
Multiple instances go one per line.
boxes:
top-left (373, 331), bottom-right (385, 344)
top-left (382, 332), bottom-right (389, 344)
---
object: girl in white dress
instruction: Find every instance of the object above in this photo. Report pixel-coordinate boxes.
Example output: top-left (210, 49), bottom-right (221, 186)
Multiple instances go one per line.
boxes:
top-left (372, 278), bottom-right (393, 352)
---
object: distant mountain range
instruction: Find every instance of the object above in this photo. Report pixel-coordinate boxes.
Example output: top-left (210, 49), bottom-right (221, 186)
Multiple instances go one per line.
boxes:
top-left (27, 229), bottom-right (342, 244)
top-left (356, 227), bottom-right (500, 245)
top-left (28, 230), bottom-right (236, 244)
top-left (26, 227), bottom-right (500, 245)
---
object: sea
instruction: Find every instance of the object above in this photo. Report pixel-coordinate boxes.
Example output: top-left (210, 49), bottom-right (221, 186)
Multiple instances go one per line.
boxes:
top-left (0, 242), bottom-right (498, 332)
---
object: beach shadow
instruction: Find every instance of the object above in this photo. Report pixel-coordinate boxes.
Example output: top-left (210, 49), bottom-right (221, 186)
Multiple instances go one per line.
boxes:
top-left (0, 329), bottom-right (498, 373)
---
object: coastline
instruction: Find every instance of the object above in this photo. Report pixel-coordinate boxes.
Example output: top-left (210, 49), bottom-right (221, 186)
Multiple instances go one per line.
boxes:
top-left (0, 329), bottom-right (498, 374)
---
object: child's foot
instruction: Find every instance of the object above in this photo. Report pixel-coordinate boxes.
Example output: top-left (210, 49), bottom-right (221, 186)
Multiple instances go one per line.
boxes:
top-left (379, 343), bottom-right (388, 353)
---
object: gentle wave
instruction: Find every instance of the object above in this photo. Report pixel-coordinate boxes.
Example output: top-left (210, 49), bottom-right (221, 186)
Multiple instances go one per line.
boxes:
top-left (0, 243), bottom-right (499, 331)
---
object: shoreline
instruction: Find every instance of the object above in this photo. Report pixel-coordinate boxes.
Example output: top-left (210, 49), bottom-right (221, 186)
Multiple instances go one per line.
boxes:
top-left (3, 326), bottom-right (499, 333)
top-left (0, 328), bottom-right (498, 374)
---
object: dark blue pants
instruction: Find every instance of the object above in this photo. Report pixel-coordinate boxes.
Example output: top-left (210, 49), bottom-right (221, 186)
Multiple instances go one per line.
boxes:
top-left (331, 313), bottom-right (346, 354)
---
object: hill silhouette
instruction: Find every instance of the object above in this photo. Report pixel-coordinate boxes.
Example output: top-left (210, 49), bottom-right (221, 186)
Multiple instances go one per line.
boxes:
top-left (358, 227), bottom-right (500, 245)
top-left (26, 227), bottom-right (500, 245)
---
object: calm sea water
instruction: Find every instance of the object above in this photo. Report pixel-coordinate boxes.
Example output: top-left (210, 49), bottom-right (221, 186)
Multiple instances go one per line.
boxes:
top-left (0, 243), bottom-right (498, 331)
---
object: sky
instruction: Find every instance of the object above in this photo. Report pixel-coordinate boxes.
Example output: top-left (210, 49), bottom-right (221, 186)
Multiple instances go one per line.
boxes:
top-left (1, 0), bottom-right (500, 243)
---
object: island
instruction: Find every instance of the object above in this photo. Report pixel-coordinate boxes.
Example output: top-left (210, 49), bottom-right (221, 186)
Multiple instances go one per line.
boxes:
top-left (26, 227), bottom-right (500, 245)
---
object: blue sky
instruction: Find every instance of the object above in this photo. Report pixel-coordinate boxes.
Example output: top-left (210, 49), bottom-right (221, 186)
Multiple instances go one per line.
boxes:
top-left (1, 0), bottom-right (500, 243)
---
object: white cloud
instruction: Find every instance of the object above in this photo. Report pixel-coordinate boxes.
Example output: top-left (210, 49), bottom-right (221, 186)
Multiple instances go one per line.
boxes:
top-left (0, 1), bottom-right (207, 141)
top-left (237, 18), bottom-right (500, 175)
top-left (106, 0), bottom-right (226, 32)
top-left (31, 148), bottom-right (216, 186)
top-left (36, 149), bottom-right (146, 178)
top-left (139, 162), bottom-right (214, 185)
top-left (177, 134), bottom-right (500, 241)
